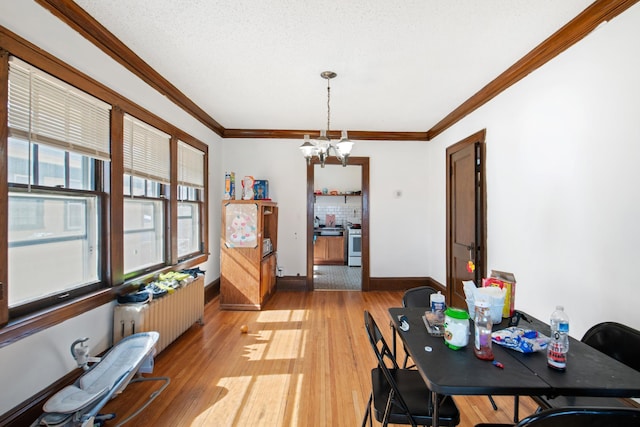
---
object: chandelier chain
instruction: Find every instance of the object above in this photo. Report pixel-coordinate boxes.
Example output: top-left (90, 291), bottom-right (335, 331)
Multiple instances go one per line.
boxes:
top-left (326, 79), bottom-right (331, 134)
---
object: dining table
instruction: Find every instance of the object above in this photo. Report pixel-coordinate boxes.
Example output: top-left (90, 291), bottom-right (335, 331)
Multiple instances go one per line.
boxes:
top-left (389, 307), bottom-right (640, 427)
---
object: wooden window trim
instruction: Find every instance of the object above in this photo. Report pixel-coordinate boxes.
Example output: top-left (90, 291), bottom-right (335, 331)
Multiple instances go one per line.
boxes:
top-left (0, 27), bottom-right (209, 340)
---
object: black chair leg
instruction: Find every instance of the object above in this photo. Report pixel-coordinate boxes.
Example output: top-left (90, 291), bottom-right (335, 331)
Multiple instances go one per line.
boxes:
top-left (361, 393), bottom-right (372, 427)
top-left (488, 395), bottom-right (498, 411)
top-left (513, 396), bottom-right (520, 423)
top-left (402, 344), bottom-right (416, 369)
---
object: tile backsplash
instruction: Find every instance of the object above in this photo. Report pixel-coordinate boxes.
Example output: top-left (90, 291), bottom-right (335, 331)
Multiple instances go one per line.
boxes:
top-left (314, 198), bottom-right (362, 226)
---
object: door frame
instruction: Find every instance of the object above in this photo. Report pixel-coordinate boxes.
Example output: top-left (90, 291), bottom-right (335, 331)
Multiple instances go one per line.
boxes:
top-left (306, 157), bottom-right (370, 291)
top-left (446, 130), bottom-right (487, 304)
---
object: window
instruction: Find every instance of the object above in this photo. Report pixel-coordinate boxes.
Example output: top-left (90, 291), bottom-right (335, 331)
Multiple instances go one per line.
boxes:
top-left (1, 48), bottom-right (209, 335)
top-left (123, 197), bottom-right (164, 274)
top-left (123, 115), bottom-right (170, 276)
top-left (177, 199), bottom-right (201, 257)
top-left (177, 141), bottom-right (205, 259)
top-left (6, 56), bottom-right (110, 315)
top-left (8, 192), bottom-right (99, 308)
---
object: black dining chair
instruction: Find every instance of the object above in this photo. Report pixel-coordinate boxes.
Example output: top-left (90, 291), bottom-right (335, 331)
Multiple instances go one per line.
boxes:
top-left (532, 321), bottom-right (640, 410)
top-left (362, 310), bottom-right (460, 427)
top-left (402, 285), bottom-right (438, 309)
top-left (400, 286), bottom-right (437, 369)
top-left (475, 406), bottom-right (640, 427)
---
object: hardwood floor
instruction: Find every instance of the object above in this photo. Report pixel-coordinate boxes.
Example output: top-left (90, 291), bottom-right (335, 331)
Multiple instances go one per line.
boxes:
top-left (102, 290), bottom-right (537, 426)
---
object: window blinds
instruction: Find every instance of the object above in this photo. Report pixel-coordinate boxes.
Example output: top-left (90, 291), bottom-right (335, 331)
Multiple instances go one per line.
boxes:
top-left (123, 114), bottom-right (171, 184)
top-left (7, 56), bottom-right (112, 161)
top-left (178, 140), bottom-right (205, 188)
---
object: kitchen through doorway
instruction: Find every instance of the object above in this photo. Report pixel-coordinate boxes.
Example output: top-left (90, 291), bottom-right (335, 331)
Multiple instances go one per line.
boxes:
top-left (306, 157), bottom-right (370, 291)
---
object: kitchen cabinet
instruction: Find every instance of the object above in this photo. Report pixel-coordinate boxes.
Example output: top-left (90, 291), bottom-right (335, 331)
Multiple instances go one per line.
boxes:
top-left (220, 200), bottom-right (278, 310)
top-left (314, 235), bottom-right (345, 265)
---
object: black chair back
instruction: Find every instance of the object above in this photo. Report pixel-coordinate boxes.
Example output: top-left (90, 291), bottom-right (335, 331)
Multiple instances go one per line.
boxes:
top-left (364, 309), bottom-right (401, 374)
top-left (364, 311), bottom-right (418, 426)
top-left (581, 322), bottom-right (640, 372)
top-left (402, 286), bottom-right (437, 308)
top-left (363, 311), bottom-right (460, 427)
top-left (516, 406), bottom-right (640, 427)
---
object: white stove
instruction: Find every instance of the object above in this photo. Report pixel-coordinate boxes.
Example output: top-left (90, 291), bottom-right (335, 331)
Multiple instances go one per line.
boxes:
top-left (347, 227), bottom-right (362, 267)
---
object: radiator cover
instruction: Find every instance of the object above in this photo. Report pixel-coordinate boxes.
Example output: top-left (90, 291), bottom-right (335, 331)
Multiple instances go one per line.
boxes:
top-left (113, 276), bottom-right (204, 353)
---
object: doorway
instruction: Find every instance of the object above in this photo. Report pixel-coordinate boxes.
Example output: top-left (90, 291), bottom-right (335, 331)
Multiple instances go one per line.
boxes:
top-left (313, 163), bottom-right (361, 289)
top-left (306, 157), bottom-right (370, 291)
top-left (446, 130), bottom-right (486, 308)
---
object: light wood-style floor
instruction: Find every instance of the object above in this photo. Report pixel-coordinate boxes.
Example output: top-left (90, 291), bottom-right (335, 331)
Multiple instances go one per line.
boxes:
top-left (102, 290), bottom-right (537, 426)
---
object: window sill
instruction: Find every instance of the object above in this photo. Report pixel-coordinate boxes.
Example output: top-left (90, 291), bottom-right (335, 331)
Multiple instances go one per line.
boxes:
top-left (0, 253), bottom-right (208, 349)
top-left (0, 288), bottom-right (115, 349)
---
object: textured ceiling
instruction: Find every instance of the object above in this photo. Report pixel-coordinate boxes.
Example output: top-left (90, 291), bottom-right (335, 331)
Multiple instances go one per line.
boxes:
top-left (73, 0), bottom-right (594, 133)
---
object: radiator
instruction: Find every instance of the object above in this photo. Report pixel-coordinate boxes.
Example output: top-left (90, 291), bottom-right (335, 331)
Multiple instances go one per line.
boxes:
top-left (113, 275), bottom-right (204, 353)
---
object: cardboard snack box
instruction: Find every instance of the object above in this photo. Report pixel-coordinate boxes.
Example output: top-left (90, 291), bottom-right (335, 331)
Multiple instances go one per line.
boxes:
top-left (482, 270), bottom-right (516, 318)
top-left (253, 180), bottom-right (269, 200)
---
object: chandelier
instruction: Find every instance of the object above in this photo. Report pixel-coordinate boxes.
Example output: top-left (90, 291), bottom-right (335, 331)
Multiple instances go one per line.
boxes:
top-left (300, 71), bottom-right (354, 167)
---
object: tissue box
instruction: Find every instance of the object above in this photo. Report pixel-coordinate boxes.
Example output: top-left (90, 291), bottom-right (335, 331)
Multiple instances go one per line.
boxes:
top-left (482, 270), bottom-right (516, 318)
top-left (253, 180), bottom-right (269, 200)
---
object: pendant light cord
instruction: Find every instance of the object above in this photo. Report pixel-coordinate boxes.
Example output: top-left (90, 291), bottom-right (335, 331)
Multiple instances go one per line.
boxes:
top-left (326, 78), bottom-right (331, 134)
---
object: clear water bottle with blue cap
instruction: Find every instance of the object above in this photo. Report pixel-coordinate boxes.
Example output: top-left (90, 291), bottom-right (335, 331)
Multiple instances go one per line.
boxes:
top-left (547, 305), bottom-right (569, 370)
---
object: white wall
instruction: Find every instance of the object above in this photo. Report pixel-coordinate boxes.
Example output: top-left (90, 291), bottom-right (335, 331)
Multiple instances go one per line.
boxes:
top-left (221, 138), bottom-right (431, 277)
top-left (314, 163), bottom-right (361, 192)
top-left (0, 0), bottom-right (221, 414)
top-left (425, 4), bottom-right (640, 339)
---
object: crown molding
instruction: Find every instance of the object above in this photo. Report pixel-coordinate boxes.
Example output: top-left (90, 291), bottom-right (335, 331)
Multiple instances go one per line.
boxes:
top-left (36, 0), bottom-right (639, 142)
top-left (427, 0), bottom-right (639, 139)
top-left (223, 128), bottom-right (428, 141)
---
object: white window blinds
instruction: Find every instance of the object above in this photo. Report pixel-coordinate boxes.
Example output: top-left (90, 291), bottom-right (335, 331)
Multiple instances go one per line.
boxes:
top-left (7, 56), bottom-right (112, 161)
top-left (123, 114), bottom-right (171, 183)
top-left (178, 141), bottom-right (205, 188)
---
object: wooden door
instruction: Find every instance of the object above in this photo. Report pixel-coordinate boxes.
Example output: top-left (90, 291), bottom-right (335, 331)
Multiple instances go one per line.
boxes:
top-left (446, 130), bottom-right (486, 309)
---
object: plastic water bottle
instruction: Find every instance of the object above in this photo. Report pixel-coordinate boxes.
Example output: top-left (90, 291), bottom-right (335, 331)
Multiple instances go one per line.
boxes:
top-left (430, 291), bottom-right (446, 323)
top-left (473, 300), bottom-right (494, 361)
top-left (547, 305), bottom-right (569, 371)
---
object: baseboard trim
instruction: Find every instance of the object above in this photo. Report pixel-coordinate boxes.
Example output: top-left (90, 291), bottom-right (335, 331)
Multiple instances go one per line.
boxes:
top-left (273, 275), bottom-right (446, 293)
top-left (276, 276), bottom-right (307, 291)
top-left (205, 277), bottom-right (220, 304)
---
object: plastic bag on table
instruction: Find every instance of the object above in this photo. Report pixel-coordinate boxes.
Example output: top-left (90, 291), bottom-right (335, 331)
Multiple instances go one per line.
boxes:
top-left (491, 327), bottom-right (549, 353)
